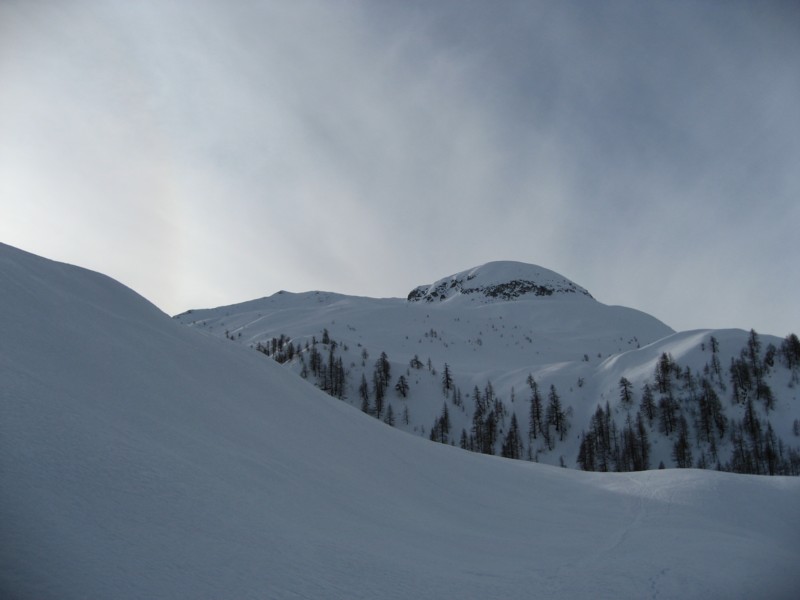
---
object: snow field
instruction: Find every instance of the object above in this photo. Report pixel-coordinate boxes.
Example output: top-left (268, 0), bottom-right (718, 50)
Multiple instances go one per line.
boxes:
top-left (2, 243), bottom-right (799, 599)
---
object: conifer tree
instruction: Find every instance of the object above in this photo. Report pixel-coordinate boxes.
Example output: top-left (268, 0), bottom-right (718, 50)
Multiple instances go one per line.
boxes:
top-left (372, 371), bottom-right (385, 419)
top-left (371, 352), bottom-right (392, 418)
top-left (452, 386), bottom-right (463, 408)
top-left (658, 396), bottom-right (676, 436)
top-left (377, 352), bottom-right (391, 385)
top-left (484, 381), bottom-right (495, 408)
top-left (577, 430), bottom-right (596, 471)
top-left (429, 403), bottom-right (451, 444)
top-left (764, 422), bottom-right (780, 475)
top-left (655, 353), bottom-right (674, 396)
top-left (440, 402), bottom-right (451, 441)
top-left (746, 329), bottom-right (762, 378)
top-left (471, 397), bottom-right (485, 453)
top-left (619, 377), bottom-right (634, 409)
top-left (395, 375), bottom-right (409, 398)
top-left (501, 413), bottom-right (523, 459)
top-left (709, 335), bottom-right (724, 385)
top-left (636, 411), bottom-right (650, 470)
top-left (639, 383), bottom-right (656, 426)
top-left (780, 333), bottom-right (800, 384)
top-left (527, 376), bottom-right (544, 442)
top-left (459, 429), bottom-right (470, 450)
top-left (672, 416), bottom-right (693, 468)
top-left (730, 356), bottom-right (751, 404)
top-left (619, 414), bottom-right (637, 472)
top-left (384, 404), bottom-right (395, 427)
top-left (546, 384), bottom-right (568, 442)
top-left (442, 363), bottom-right (454, 396)
top-left (359, 373), bottom-right (370, 413)
top-left (472, 386), bottom-right (483, 411)
top-left (482, 409), bottom-right (497, 455)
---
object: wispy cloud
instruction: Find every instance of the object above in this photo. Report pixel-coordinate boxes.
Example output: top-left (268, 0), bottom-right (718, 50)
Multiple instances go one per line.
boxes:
top-left (1, 0), bottom-right (797, 333)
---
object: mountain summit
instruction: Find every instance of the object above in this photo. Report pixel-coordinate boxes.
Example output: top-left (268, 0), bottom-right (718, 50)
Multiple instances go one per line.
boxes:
top-left (407, 261), bottom-right (593, 303)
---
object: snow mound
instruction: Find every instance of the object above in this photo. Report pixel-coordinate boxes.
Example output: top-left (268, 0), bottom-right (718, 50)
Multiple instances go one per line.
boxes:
top-left (408, 260), bottom-right (592, 303)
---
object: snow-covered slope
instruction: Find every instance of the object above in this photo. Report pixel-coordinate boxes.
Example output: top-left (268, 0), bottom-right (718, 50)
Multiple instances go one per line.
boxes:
top-left (176, 261), bottom-right (800, 473)
top-left (3, 245), bottom-right (799, 598)
top-left (176, 261), bottom-right (673, 384)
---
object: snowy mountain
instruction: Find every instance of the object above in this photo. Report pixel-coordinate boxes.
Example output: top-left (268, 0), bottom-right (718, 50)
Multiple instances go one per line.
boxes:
top-left (406, 261), bottom-right (593, 302)
top-left (3, 243), bottom-right (800, 599)
top-left (176, 261), bottom-right (800, 475)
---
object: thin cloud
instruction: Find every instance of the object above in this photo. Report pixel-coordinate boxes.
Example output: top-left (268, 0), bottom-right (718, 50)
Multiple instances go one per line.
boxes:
top-left (0, 1), bottom-right (797, 334)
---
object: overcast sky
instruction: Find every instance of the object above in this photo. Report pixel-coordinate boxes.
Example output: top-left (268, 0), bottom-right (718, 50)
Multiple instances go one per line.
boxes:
top-left (1, 0), bottom-right (798, 335)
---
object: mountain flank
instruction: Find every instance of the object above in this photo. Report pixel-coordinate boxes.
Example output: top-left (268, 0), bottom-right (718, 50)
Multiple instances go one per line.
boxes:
top-left (177, 260), bottom-right (800, 475)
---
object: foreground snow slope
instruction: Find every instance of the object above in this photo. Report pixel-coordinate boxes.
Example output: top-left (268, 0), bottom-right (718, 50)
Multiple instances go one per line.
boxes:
top-left (1, 244), bottom-right (798, 599)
